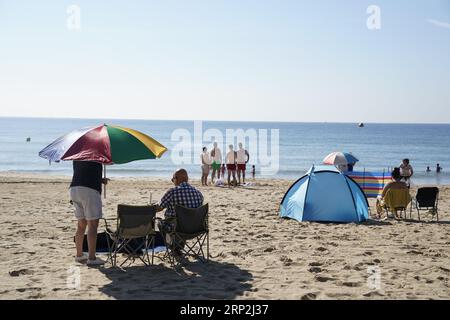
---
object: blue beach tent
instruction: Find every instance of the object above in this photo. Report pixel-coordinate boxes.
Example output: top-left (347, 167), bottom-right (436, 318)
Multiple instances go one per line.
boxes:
top-left (279, 165), bottom-right (369, 223)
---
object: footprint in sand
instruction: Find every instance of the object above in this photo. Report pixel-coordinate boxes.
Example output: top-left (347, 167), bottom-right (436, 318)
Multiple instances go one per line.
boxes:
top-left (309, 267), bottom-right (322, 273)
top-left (342, 281), bottom-right (362, 287)
top-left (280, 256), bottom-right (293, 266)
top-left (407, 250), bottom-right (423, 255)
top-left (309, 262), bottom-right (323, 267)
top-left (315, 275), bottom-right (334, 282)
top-left (16, 287), bottom-right (41, 293)
top-left (353, 263), bottom-right (364, 271)
top-left (300, 293), bottom-right (317, 300)
top-left (9, 269), bottom-right (33, 277)
top-left (363, 291), bottom-right (385, 297)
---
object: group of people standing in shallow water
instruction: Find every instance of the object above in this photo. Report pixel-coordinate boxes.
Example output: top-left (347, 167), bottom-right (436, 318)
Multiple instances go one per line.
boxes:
top-left (426, 164), bottom-right (443, 173)
top-left (201, 142), bottom-right (255, 186)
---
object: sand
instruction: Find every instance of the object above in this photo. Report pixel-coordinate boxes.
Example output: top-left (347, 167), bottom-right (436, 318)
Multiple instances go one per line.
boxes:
top-left (0, 173), bottom-right (449, 300)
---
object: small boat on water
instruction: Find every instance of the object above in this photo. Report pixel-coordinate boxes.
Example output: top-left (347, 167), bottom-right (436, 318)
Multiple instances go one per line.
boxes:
top-left (358, 122), bottom-right (364, 128)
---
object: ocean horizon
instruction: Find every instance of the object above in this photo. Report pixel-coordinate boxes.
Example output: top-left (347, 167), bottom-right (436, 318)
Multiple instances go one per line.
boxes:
top-left (1, 116), bottom-right (449, 185)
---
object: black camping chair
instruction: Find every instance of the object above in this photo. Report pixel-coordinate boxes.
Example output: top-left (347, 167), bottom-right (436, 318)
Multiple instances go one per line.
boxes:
top-left (411, 187), bottom-right (439, 221)
top-left (161, 204), bottom-right (209, 266)
top-left (103, 204), bottom-right (157, 267)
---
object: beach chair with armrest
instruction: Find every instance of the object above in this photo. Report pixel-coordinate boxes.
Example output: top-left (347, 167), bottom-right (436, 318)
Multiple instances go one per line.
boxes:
top-left (103, 204), bottom-right (157, 267)
top-left (161, 204), bottom-right (209, 266)
top-left (383, 188), bottom-right (412, 219)
top-left (412, 187), bottom-right (439, 221)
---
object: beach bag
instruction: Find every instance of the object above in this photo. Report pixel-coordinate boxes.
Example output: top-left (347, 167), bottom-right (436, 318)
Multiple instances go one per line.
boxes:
top-left (75, 231), bottom-right (165, 254)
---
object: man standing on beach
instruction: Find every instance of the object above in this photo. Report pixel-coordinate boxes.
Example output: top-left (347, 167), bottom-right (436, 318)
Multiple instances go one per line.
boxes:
top-left (226, 144), bottom-right (237, 187)
top-left (70, 160), bottom-right (107, 266)
top-left (200, 147), bottom-right (211, 186)
top-left (210, 142), bottom-right (222, 183)
top-left (236, 142), bottom-right (250, 185)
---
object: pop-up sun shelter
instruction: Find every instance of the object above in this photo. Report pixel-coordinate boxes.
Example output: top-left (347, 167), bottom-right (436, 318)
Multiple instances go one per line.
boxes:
top-left (279, 166), bottom-right (369, 223)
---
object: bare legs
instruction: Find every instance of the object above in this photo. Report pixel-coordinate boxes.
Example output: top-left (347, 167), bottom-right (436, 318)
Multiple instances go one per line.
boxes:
top-left (87, 219), bottom-right (99, 260)
top-left (75, 219), bottom-right (87, 258)
top-left (227, 170), bottom-right (237, 187)
top-left (201, 170), bottom-right (209, 185)
top-left (237, 169), bottom-right (246, 184)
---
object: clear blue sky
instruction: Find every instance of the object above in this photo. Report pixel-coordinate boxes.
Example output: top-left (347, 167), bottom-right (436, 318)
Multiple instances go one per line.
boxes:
top-left (0, 0), bottom-right (449, 123)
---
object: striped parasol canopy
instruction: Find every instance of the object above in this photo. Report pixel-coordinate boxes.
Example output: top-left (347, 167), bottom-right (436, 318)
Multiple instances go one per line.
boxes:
top-left (323, 152), bottom-right (359, 166)
top-left (38, 124), bottom-right (167, 164)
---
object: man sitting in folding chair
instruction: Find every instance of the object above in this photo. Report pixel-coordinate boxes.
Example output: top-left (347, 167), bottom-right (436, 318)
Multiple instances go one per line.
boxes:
top-left (155, 169), bottom-right (204, 259)
top-left (376, 167), bottom-right (410, 219)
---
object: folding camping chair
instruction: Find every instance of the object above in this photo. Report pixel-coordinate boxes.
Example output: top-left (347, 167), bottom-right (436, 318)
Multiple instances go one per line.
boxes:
top-left (103, 204), bottom-right (157, 267)
top-left (161, 204), bottom-right (209, 266)
top-left (411, 187), bottom-right (439, 221)
top-left (382, 188), bottom-right (412, 219)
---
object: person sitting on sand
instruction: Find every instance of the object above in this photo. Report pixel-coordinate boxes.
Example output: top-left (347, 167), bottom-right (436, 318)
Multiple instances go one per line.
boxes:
top-left (376, 167), bottom-right (408, 218)
top-left (70, 160), bottom-right (108, 266)
top-left (155, 169), bottom-right (204, 254)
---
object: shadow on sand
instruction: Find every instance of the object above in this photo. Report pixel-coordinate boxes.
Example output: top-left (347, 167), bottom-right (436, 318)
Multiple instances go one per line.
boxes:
top-left (98, 258), bottom-right (253, 299)
top-left (364, 217), bottom-right (450, 225)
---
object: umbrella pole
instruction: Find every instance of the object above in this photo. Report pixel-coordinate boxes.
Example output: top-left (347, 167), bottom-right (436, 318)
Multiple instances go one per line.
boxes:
top-left (103, 164), bottom-right (106, 199)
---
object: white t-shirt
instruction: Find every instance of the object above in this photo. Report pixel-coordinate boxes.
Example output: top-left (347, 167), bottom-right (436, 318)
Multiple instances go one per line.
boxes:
top-left (399, 163), bottom-right (413, 177)
top-left (201, 151), bottom-right (211, 165)
top-left (236, 148), bottom-right (248, 164)
top-left (226, 151), bottom-right (236, 164)
top-left (211, 147), bottom-right (222, 163)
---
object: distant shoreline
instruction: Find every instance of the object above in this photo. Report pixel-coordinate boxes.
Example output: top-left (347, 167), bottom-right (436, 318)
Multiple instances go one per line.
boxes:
top-left (1, 116), bottom-right (450, 126)
top-left (1, 172), bottom-right (448, 187)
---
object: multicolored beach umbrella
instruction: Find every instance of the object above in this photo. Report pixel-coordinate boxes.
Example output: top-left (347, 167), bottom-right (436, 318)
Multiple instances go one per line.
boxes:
top-left (38, 124), bottom-right (167, 164)
top-left (323, 152), bottom-right (359, 166)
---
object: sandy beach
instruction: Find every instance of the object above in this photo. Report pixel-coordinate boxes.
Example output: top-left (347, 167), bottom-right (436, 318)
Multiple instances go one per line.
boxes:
top-left (0, 173), bottom-right (449, 300)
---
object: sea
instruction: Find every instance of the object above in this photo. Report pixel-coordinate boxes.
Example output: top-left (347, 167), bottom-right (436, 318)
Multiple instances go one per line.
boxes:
top-left (0, 117), bottom-right (449, 185)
